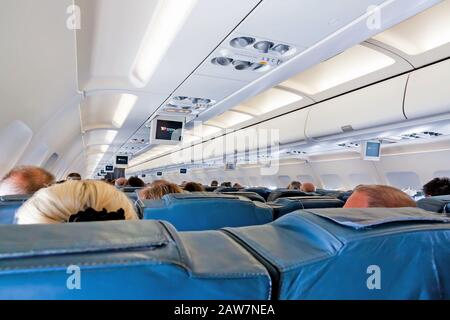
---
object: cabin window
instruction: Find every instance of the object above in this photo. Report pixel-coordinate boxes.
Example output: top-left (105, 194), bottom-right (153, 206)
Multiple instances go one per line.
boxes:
top-left (386, 172), bottom-right (422, 190)
top-left (0, 120), bottom-right (33, 177)
top-left (433, 171), bottom-right (450, 178)
top-left (277, 175), bottom-right (291, 188)
top-left (297, 175), bottom-right (314, 184)
top-left (320, 174), bottom-right (343, 190)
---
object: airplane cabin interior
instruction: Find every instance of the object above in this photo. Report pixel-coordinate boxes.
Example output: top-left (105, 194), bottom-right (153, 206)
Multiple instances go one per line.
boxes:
top-left (0, 0), bottom-right (449, 303)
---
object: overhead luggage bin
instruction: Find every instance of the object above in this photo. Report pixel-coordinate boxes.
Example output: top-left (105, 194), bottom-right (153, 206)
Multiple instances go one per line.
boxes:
top-left (0, 220), bottom-right (271, 299)
top-left (137, 193), bottom-right (273, 231)
top-left (256, 108), bottom-right (309, 145)
top-left (305, 75), bottom-right (409, 139)
top-left (225, 208), bottom-right (450, 299)
top-left (404, 59), bottom-right (450, 120)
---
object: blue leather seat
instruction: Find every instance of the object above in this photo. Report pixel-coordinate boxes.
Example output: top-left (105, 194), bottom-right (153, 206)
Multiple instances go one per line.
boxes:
top-left (268, 196), bottom-right (344, 219)
top-left (267, 189), bottom-right (317, 202)
top-left (118, 187), bottom-right (143, 202)
top-left (214, 187), bottom-right (242, 193)
top-left (217, 191), bottom-right (265, 203)
top-left (0, 220), bottom-right (271, 299)
top-left (137, 193), bottom-right (273, 231)
top-left (315, 189), bottom-right (343, 197)
top-left (225, 207), bottom-right (450, 299)
top-left (0, 195), bottom-right (30, 224)
top-left (417, 195), bottom-right (450, 215)
top-left (244, 187), bottom-right (272, 201)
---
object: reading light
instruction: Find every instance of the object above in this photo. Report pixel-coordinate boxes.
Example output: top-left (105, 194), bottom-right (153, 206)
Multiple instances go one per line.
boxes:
top-left (230, 36), bottom-right (255, 48)
top-left (272, 44), bottom-right (291, 55)
top-left (211, 57), bottom-right (233, 66)
top-left (130, 0), bottom-right (198, 87)
top-left (254, 41), bottom-right (274, 53)
top-left (233, 60), bottom-right (252, 70)
top-left (112, 94), bottom-right (138, 128)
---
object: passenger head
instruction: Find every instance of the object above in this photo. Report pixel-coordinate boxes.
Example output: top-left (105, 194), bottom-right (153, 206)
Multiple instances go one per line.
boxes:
top-left (287, 181), bottom-right (301, 190)
top-left (16, 180), bottom-right (138, 224)
top-left (423, 177), bottom-right (450, 197)
top-left (127, 176), bottom-right (145, 188)
top-left (184, 182), bottom-right (205, 192)
top-left (140, 181), bottom-right (183, 200)
top-left (0, 166), bottom-right (55, 196)
top-left (344, 184), bottom-right (416, 208)
top-left (210, 180), bottom-right (218, 187)
top-left (115, 177), bottom-right (128, 187)
top-left (66, 172), bottom-right (81, 181)
top-left (300, 182), bottom-right (316, 193)
top-left (221, 182), bottom-right (232, 187)
top-left (233, 183), bottom-right (243, 189)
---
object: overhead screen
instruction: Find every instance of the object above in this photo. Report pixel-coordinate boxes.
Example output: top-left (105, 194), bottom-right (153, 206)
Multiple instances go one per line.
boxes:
top-left (105, 165), bottom-right (114, 172)
top-left (150, 117), bottom-right (184, 145)
top-left (116, 155), bottom-right (129, 165)
top-left (180, 168), bottom-right (187, 174)
top-left (361, 141), bottom-right (381, 161)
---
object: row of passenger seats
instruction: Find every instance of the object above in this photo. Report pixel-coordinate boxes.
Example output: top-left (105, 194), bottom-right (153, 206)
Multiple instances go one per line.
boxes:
top-left (2, 190), bottom-right (449, 231)
top-left (1, 207), bottom-right (448, 299)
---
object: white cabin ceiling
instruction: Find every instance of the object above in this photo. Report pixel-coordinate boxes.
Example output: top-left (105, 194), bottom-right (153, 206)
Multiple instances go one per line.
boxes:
top-left (0, 0), bottom-right (446, 178)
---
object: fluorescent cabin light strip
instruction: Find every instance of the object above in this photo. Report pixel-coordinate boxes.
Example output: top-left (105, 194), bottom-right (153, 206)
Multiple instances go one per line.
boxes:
top-left (113, 94), bottom-right (138, 128)
top-left (130, 0), bottom-right (198, 87)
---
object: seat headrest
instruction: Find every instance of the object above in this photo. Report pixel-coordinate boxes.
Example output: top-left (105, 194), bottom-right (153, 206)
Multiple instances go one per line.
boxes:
top-left (270, 196), bottom-right (344, 219)
top-left (137, 193), bottom-right (273, 231)
top-left (0, 194), bottom-right (32, 202)
top-left (225, 207), bottom-right (450, 299)
top-left (267, 190), bottom-right (317, 202)
top-left (214, 187), bottom-right (242, 193)
top-left (0, 220), bottom-right (271, 299)
top-left (119, 187), bottom-right (143, 193)
top-left (218, 191), bottom-right (265, 203)
top-left (417, 195), bottom-right (450, 214)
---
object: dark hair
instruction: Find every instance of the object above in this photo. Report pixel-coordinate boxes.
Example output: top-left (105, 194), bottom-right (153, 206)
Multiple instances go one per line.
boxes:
top-left (221, 182), bottom-right (232, 187)
top-left (67, 173), bottom-right (81, 180)
top-left (127, 176), bottom-right (145, 188)
top-left (184, 182), bottom-right (205, 192)
top-left (423, 177), bottom-right (450, 197)
top-left (211, 180), bottom-right (218, 187)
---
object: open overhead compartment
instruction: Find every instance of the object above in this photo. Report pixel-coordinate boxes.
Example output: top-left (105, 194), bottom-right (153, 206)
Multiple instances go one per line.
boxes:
top-left (305, 74), bottom-right (409, 139)
top-left (404, 59), bottom-right (450, 120)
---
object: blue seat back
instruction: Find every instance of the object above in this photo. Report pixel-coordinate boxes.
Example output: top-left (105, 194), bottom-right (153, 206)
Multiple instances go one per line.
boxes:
top-left (214, 187), bottom-right (242, 193)
top-left (217, 191), bottom-right (265, 203)
top-left (269, 196), bottom-right (344, 219)
top-left (0, 220), bottom-right (270, 299)
top-left (244, 187), bottom-right (272, 201)
top-left (137, 193), bottom-right (273, 231)
top-left (267, 189), bottom-right (317, 202)
top-left (226, 208), bottom-right (450, 299)
top-left (417, 195), bottom-right (450, 214)
top-left (0, 195), bottom-right (30, 224)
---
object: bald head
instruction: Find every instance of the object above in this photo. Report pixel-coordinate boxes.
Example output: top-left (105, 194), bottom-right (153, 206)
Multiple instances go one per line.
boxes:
top-left (0, 166), bottom-right (55, 196)
top-left (115, 177), bottom-right (128, 187)
top-left (301, 182), bottom-right (316, 193)
top-left (344, 184), bottom-right (416, 209)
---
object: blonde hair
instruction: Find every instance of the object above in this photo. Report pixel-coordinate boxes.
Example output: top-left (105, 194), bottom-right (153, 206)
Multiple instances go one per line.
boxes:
top-left (140, 181), bottom-right (183, 200)
top-left (16, 180), bottom-right (139, 224)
